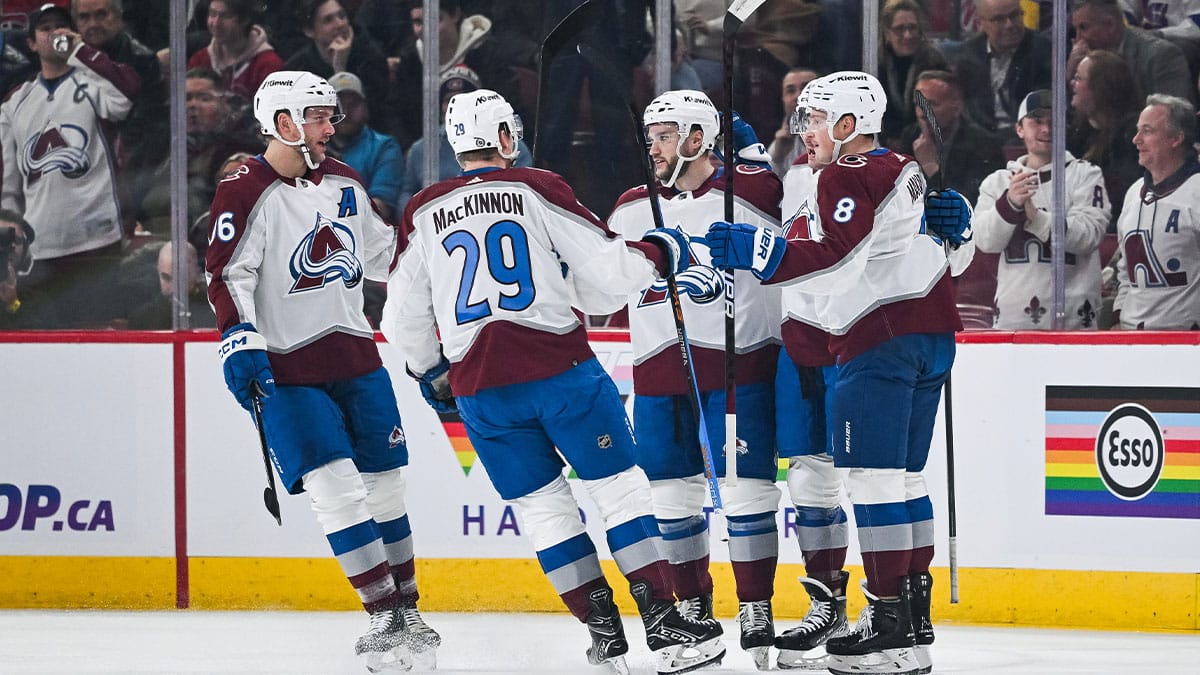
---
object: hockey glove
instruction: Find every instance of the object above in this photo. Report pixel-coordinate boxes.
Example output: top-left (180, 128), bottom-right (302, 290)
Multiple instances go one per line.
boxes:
top-left (641, 227), bottom-right (692, 277)
top-left (408, 357), bottom-right (457, 414)
top-left (219, 323), bottom-right (275, 411)
top-left (706, 221), bottom-right (785, 280)
top-left (714, 111), bottom-right (772, 170)
top-left (923, 189), bottom-right (973, 249)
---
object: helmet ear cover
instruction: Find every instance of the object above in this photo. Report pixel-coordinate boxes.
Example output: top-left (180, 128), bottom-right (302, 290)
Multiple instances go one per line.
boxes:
top-left (444, 89), bottom-right (523, 161)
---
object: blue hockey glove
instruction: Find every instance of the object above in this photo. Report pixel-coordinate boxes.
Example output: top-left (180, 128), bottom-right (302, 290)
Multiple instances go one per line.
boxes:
top-left (923, 189), bottom-right (973, 249)
top-left (715, 111), bottom-right (771, 169)
top-left (641, 227), bottom-right (692, 277)
top-left (674, 265), bottom-right (723, 303)
top-left (408, 357), bottom-right (457, 414)
top-left (218, 323), bottom-right (275, 411)
top-left (705, 221), bottom-right (785, 280)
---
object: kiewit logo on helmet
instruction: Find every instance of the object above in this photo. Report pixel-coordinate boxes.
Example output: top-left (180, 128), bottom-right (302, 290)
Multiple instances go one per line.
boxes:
top-left (682, 95), bottom-right (713, 107)
top-left (477, 93), bottom-right (500, 104)
top-left (265, 79), bottom-right (294, 88)
top-left (835, 74), bottom-right (868, 82)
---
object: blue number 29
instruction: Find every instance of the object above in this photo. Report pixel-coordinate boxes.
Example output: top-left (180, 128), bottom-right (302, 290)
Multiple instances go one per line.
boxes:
top-left (442, 220), bottom-right (535, 325)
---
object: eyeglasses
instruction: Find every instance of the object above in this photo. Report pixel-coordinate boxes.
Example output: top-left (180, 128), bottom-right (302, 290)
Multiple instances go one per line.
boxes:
top-left (889, 23), bottom-right (920, 36)
top-left (982, 8), bottom-right (1024, 25)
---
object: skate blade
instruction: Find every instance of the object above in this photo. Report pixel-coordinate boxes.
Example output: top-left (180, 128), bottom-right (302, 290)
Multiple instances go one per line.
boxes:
top-left (776, 645), bottom-right (834, 671)
top-left (653, 636), bottom-right (725, 674)
top-left (600, 655), bottom-right (630, 674)
top-left (914, 645), bottom-right (931, 674)
top-left (748, 645), bottom-right (771, 670)
top-left (362, 644), bottom-right (414, 673)
top-left (827, 647), bottom-right (920, 675)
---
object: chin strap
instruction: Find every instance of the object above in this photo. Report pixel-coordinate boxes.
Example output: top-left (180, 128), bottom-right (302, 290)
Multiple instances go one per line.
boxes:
top-left (663, 137), bottom-right (706, 189)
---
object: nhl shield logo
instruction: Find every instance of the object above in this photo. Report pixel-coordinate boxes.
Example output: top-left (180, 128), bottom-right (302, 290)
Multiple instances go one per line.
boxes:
top-left (597, 434), bottom-right (612, 449)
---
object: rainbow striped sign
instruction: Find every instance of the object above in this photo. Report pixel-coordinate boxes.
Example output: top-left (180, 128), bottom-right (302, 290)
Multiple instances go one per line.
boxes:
top-left (1045, 386), bottom-right (1200, 519)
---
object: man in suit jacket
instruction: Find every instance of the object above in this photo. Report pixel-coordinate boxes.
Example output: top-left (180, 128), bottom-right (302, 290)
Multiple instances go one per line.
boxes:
top-left (1069, 0), bottom-right (1195, 103)
top-left (952, 0), bottom-right (1052, 143)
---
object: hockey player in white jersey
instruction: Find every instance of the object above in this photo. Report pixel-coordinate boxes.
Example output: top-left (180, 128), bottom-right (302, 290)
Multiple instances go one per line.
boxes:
top-left (708, 71), bottom-right (968, 675)
top-left (382, 88), bottom-right (723, 674)
top-left (1113, 94), bottom-right (1200, 329)
top-left (607, 90), bottom-right (783, 669)
top-left (206, 71), bottom-right (438, 673)
top-left (973, 89), bottom-right (1110, 329)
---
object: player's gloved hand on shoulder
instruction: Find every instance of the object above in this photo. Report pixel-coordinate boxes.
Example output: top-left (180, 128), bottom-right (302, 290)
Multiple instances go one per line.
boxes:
top-left (408, 357), bottom-right (457, 414)
top-left (715, 111), bottom-right (771, 170)
top-left (705, 221), bottom-right (785, 280)
top-left (219, 323), bottom-right (275, 411)
top-left (923, 188), bottom-right (973, 249)
top-left (641, 227), bottom-right (692, 277)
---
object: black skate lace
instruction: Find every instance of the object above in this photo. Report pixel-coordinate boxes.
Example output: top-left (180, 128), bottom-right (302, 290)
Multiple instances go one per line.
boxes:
top-left (400, 606), bottom-right (431, 632)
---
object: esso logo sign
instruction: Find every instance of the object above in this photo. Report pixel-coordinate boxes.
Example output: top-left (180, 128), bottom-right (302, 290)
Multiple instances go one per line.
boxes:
top-left (1094, 404), bottom-right (1164, 500)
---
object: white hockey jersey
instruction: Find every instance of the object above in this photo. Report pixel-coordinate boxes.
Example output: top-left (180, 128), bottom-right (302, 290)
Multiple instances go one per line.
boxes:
top-left (383, 166), bottom-right (668, 396)
top-left (206, 156), bottom-right (397, 385)
top-left (1113, 161), bottom-right (1200, 330)
top-left (766, 149), bottom-right (961, 362)
top-left (608, 164), bottom-right (783, 396)
top-left (974, 152), bottom-right (1110, 329)
top-left (0, 45), bottom-right (137, 259)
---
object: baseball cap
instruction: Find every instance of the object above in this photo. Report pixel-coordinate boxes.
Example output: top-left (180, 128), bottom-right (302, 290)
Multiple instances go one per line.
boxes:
top-left (1017, 89), bottom-right (1052, 121)
top-left (440, 64), bottom-right (482, 101)
top-left (28, 3), bottom-right (73, 39)
top-left (328, 71), bottom-right (365, 98)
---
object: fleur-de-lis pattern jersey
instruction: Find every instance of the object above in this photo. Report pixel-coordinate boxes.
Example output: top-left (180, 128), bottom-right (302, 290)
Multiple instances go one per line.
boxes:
top-left (973, 152), bottom-right (1110, 329)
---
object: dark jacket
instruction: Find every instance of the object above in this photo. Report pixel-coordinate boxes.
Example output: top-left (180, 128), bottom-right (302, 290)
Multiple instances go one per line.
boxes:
top-left (284, 38), bottom-right (398, 139)
top-left (898, 114), bottom-right (1006, 205)
top-left (953, 29), bottom-right (1052, 134)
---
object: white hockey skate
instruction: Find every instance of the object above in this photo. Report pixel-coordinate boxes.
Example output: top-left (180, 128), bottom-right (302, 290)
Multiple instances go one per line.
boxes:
top-left (775, 574), bottom-right (848, 671)
top-left (737, 599), bottom-right (774, 670)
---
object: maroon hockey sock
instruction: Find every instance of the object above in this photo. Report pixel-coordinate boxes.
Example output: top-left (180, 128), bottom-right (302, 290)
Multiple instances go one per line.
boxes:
top-left (731, 556), bottom-right (777, 602)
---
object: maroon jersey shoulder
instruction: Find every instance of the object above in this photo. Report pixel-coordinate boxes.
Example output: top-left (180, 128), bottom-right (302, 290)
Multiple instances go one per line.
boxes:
top-left (732, 164), bottom-right (783, 217)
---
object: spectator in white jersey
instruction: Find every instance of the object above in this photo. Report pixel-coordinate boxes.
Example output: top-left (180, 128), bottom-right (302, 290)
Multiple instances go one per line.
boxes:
top-left (708, 71), bottom-right (969, 675)
top-left (606, 89), bottom-right (783, 669)
top-left (1113, 94), bottom-right (1200, 329)
top-left (381, 87), bottom-right (724, 675)
top-left (974, 89), bottom-right (1111, 329)
top-left (205, 71), bottom-right (440, 672)
top-left (0, 3), bottom-right (139, 328)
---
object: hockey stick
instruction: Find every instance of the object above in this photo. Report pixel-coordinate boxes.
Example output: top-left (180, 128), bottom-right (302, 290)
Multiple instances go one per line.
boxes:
top-left (576, 43), bottom-right (726, 522)
top-left (914, 88), bottom-right (959, 603)
top-left (719, 0), bottom-right (767, 487)
top-left (532, 0), bottom-right (604, 166)
top-left (251, 383), bottom-right (282, 526)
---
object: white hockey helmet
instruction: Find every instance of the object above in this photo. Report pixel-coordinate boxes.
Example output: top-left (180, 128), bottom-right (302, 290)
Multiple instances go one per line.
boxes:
top-left (643, 90), bottom-right (718, 187)
top-left (793, 71), bottom-right (886, 155)
top-left (643, 89), bottom-right (720, 154)
top-left (444, 89), bottom-right (523, 161)
top-left (253, 71), bottom-right (343, 169)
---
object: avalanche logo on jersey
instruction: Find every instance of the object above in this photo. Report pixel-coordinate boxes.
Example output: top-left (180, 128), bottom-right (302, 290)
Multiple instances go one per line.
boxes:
top-left (288, 212), bottom-right (363, 293)
top-left (784, 195), bottom-right (821, 242)
top-left (21, 124), bottom-right (90, 183)
top-left (638, 234), bottom-right (722, 306)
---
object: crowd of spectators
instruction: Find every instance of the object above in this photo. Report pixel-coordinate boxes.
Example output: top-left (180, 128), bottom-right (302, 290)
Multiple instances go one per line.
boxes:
top-left (0, 0), bottom-right (1196, 332)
